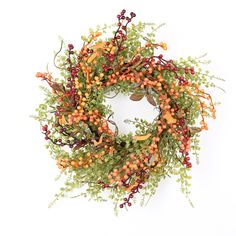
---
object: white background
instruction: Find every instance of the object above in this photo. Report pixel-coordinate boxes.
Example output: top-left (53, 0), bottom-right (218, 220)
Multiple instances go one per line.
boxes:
top-left (0, 0), bottom-right (235, 235)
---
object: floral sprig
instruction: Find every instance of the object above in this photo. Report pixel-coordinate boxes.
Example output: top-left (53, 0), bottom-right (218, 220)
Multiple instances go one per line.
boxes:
top-left (34, 9), bottom-right (221, 213)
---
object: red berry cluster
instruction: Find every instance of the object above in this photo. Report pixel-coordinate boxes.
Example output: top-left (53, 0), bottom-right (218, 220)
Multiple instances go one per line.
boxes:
top-left (177, 67), bottom-right (195, 86)
top-left (42, 125), bottom-right (50, 140)
top-left (103, 9), bottom-right (136, 71)
top-left (119, 170), bottom-right (148, 208)
top-left (42, 123), bottom-right (86, 148)
top-left (177, 117), bottom-right (192, 168)
top-left (97, 180), bottom-right (111, 189)
top-left (183, 156), bottom-right (192, 168)
top-left (184, 66), bottom-right (195, 75)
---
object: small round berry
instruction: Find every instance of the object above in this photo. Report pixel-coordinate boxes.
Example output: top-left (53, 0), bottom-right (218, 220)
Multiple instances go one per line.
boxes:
top-left (68, 44), bottom-right (74, 50)
top-left (42, 125), bottom-right (48, 132)
top-left (187, 163), bottom-right (192, 168)
top-left (185, 156), bottom-right (190, 161)
top-left (130, 12), bottom-right (136, 17)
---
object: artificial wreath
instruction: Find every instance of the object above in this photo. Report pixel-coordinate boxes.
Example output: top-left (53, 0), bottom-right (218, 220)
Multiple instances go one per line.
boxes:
top-left (34, 9), bottom-right (222, 212)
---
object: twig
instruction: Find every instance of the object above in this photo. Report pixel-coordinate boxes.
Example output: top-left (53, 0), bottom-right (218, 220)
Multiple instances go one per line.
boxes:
top-left (54, 40), bottom-right (64, 69)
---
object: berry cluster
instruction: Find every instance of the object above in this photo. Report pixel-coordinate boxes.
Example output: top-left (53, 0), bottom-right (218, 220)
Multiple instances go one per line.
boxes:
top-left (119, 170), bottom-right (148, 208)
top-left (97, 180), bottom-right (111, 189)
top-left (177, 117), bottom-right (192, 168)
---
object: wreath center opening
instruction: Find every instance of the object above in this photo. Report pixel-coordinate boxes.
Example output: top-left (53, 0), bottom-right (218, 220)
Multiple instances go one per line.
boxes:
top-left (104, 93), bottom-right (160, 135)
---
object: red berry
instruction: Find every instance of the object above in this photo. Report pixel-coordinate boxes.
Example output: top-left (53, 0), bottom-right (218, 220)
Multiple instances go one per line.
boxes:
top-left (42, 125), bottom-right (48, 132)
top-left (187, 163), bottom-right (192, 168)
top-left (185, 157), bottom-right (190, 161)
top-left (128, 202), bottom-right (132, 207)
top-left (119, 204), bottom-right (124, 208)
top-left (68, 44), bottom-right (74, 50)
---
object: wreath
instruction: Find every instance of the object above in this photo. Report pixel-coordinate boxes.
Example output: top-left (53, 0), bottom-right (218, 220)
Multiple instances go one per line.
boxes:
top-left (34, 9), bottom-right (222, 212)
